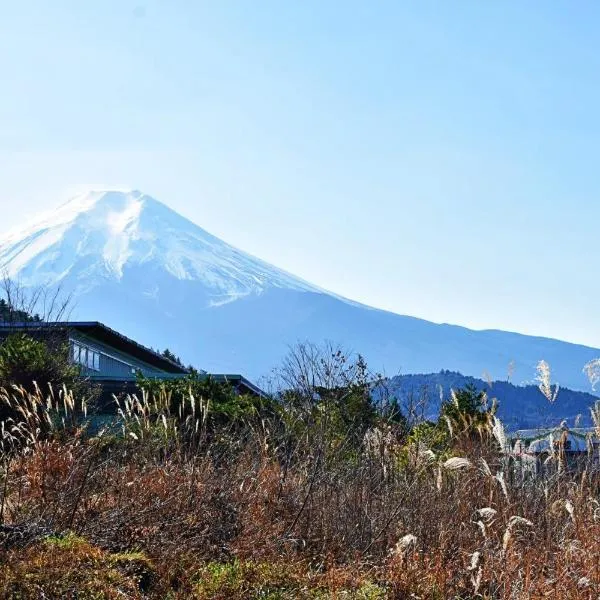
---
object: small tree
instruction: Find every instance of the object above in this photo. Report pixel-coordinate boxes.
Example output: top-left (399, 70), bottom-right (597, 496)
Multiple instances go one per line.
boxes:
top-left (440, 384), bottom-right (489, 421)
top-left (0, 298), bottom-right (41, 323)
top-left (161, 348), bottom-right (184, 367)
top-left (275, 342), bottom-right (384, 452)
top-left (438, 383), bottom-right (496, 451)
top-left (382, 396), bottom-right (410, 438)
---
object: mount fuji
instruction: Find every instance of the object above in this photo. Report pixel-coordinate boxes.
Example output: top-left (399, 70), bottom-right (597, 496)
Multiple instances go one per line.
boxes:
top-left (1, 189), bottom-right (599, 392)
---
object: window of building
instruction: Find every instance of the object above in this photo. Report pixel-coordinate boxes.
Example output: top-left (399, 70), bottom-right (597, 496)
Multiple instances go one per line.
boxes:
top-left (71, 341), bottom-right (100, 372)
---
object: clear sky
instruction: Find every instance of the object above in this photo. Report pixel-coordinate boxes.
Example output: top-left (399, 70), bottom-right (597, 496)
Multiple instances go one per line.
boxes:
top-left (1, 1), bottom-right (599, 347)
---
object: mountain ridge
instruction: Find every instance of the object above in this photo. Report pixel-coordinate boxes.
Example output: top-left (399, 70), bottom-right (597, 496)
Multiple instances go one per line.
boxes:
top-left (387, 370), bottom-right (600, 430)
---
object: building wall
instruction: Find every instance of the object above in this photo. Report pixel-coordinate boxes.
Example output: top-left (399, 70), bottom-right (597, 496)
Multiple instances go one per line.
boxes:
top-left (70, 331), bottom-right (167, 379)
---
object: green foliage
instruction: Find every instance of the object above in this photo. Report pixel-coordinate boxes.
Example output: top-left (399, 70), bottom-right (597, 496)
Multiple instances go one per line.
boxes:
top-left (0, 533), bottom-right (152, 598)
top-left (0, 333), bottom-right (79, 392)
top-left (353, 582), bottom-right (389, 599)
top-left (193, 560), bottom-right (301, 599)
top-left (280, 349), bottom-right (380, 449)
top-left (441, 384), bottom-right (486, 416)
top-left (193, 560), bottom-right (388, 599)
top-left (382, 396), bottom-right (409, 436)
top-left (161, 347), bottom-right (184, 367)
top-left (440, 383), bottom-right (494, 434)
top-left (401, 385), bottom-right (496, 459)
top-left (395, 385), bottom-right (497, 467)
top-left (136, 372), bottom-right (267, 428)
top-left (406, 420), bottom-right (450, 454)
top-left (0, 333), bottom-right (93, 427)
top-left (44, 531), bottom-right (89, 550)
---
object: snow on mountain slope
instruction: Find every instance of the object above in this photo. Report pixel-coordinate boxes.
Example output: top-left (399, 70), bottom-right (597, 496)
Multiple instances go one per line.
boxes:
top-left (1, 188), bottom-right (599, 399)
top-left (0, 190), bottom-right (323, 306)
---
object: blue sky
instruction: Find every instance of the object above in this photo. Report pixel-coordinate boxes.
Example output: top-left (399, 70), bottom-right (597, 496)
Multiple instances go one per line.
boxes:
top-left (1, 1), bottom-right (599, 346)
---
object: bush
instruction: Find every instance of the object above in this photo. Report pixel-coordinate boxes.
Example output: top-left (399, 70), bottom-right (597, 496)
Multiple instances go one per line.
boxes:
top-left (136, 372), bottom-right (270, 429)
top-left (0, 333), bottom-right (79, 393)
top-left (0, 333), bottom-right (93, 430)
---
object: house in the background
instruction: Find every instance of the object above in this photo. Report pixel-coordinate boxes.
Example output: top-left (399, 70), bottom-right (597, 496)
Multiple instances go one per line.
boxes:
top-left (0, 321), bottom-right (264, 405)
top-left (511, 425), bottom-right (600, 476)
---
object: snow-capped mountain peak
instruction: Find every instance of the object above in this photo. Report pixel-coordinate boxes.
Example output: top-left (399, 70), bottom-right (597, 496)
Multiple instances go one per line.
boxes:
top-left (2, 188), bottom-right (600, 400)
top-left (0, 189), bottom-right (322, 304)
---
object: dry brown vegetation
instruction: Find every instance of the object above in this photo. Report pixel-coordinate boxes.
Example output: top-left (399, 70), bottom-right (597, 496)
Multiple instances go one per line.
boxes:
top-left (0, 357), bottom-right (599, 598)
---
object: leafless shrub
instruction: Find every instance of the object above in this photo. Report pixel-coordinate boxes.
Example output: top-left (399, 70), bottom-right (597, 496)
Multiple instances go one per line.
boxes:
top-left (0, 274), bottom-right (73, 324)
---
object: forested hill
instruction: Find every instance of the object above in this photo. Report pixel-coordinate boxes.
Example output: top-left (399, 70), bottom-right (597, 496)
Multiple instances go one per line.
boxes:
top-left (387, 370), bottom-right (600, 430)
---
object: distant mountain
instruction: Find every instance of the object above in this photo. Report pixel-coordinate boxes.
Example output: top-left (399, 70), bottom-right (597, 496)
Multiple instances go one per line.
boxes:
top-left (387, 370), bottom-right (600, 430)
top-left (0, 190), bottom-right (323, 302)
top-left (1, 189), bottom-right (599, 401)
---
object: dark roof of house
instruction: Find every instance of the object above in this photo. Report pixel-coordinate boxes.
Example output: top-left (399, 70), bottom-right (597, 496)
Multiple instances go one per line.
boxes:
top-left (0, 321), bottom-right (189, 375)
